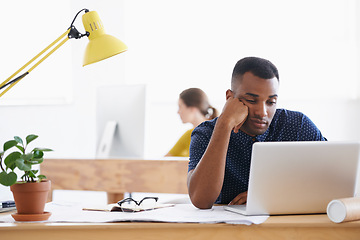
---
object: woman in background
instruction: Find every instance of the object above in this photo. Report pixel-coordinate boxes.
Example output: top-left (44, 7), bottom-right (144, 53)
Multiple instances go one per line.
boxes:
top-left (166, 88), bottom-right (218, 157)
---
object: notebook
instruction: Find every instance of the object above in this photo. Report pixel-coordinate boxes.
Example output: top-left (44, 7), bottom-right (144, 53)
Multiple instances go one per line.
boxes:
top-left (224, 141), bottom-right (360, 216)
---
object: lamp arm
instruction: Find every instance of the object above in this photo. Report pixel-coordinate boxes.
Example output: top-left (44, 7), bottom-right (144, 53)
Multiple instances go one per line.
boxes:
top-left (0, 29), bottom-right (70, 98)
top-left (0, 73), bottom-right (29, 91)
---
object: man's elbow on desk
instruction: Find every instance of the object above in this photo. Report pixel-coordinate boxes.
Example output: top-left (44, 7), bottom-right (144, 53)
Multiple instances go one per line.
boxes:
top-left (189, 195), bottom-right (214, 209)
top-left (187, 170), bottom-right (219, 209)
top-left (187, 172), bottom-right (216, 209)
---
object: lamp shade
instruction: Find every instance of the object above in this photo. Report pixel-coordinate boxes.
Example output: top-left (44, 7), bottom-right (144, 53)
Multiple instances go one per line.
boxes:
top-left (82, 11), bottom-right (127, 66)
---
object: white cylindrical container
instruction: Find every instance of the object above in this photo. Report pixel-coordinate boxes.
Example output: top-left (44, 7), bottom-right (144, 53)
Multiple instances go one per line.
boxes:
top-left (327, 197), bottom-right (360, 223)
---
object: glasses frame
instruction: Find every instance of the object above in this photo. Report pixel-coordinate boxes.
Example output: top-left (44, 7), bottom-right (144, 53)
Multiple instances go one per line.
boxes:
top-left (117, 197), bottom-right (159, 211)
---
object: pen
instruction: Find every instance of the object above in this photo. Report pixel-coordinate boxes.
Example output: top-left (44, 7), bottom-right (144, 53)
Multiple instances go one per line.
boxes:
top-left (1, 201), bottom-right (16, 208)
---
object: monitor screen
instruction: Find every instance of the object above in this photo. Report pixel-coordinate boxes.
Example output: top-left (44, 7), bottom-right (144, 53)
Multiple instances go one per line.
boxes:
top-left (96, 84), bottom-right (146, 158)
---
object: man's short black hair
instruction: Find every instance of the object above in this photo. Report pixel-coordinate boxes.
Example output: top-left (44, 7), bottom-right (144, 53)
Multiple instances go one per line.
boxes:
top-left (231, 57), bottom-right (279, 89)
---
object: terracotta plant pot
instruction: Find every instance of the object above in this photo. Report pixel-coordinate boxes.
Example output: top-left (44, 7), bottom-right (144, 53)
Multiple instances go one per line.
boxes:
top-left (10, 180), bottom-right (51, 221)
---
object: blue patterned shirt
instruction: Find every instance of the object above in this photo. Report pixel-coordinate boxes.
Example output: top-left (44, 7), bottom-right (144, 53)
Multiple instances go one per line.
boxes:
top-left (188, 109), bottom-right (326, 204)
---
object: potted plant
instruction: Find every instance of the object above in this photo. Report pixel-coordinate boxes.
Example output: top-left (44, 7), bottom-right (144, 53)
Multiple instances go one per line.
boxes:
top-left (0, 134), bottom-right (53, 221)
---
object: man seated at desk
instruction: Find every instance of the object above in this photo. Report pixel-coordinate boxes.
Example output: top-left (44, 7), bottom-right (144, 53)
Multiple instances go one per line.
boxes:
top-left (187, 57), bottom-right (326, 209)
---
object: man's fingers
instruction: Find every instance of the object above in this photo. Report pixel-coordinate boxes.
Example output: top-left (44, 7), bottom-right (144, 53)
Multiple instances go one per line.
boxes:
top-left (229, 192), bottom-right (248, 205)
top-left (229, 197), bottom-right (246, 205)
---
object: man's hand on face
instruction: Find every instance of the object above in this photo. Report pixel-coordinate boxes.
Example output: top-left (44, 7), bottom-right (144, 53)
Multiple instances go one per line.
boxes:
top-left (229, 191), bottom-right (248, 205)
top-left (220, 90), bottom-right (248, 133)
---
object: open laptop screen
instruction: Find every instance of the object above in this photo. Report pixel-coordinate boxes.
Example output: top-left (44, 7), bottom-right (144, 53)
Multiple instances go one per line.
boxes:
top-left (227, 141), bottom-right (360, 215)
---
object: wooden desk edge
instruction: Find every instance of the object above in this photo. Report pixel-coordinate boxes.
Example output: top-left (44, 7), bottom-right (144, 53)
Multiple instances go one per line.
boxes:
top-left (2, 214), bottom-right (360, 240)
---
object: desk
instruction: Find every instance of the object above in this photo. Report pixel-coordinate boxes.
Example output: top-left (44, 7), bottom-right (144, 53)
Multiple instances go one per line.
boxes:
top-left (1, 214), bottom-right (360, 240)
top-left (41, 158), bottom-right (189, 203)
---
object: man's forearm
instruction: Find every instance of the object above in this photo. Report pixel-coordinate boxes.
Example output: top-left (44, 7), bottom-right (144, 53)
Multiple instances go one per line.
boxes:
top-left (187, 117), bottom-right (233, 208)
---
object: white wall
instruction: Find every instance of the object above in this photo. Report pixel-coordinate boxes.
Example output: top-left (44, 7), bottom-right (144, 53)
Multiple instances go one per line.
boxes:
top-left (1, 0), bottom-right (360, 199)
top-left (2, 0), bottom-right (360, 157)
top-left (122, 0), bottom-right (360, 153)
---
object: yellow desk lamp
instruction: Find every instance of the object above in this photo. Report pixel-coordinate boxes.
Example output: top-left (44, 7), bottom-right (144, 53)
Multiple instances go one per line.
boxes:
top-left (0, 8), bottom-right (127, 98)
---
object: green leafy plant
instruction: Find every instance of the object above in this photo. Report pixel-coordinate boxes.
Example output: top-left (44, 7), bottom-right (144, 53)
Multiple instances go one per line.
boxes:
top-left (0, 134), bottom-right (53, 186)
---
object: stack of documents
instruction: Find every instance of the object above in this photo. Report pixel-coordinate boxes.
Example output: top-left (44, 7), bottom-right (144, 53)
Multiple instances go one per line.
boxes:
top-left (0, 202), bottom-right (269, 225)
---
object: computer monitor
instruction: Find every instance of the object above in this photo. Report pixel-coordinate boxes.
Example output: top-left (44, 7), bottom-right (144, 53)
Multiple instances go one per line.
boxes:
top-left (96, 84), bottom-right (147, 158)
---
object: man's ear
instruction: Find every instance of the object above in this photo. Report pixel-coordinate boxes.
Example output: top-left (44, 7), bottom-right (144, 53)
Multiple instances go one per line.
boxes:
top-left (226, 89), bottom-right (234, 100)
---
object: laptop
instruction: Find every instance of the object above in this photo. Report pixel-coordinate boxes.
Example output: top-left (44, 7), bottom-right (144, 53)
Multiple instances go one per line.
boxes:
top-left (224, 141), bottom-right (360, 215)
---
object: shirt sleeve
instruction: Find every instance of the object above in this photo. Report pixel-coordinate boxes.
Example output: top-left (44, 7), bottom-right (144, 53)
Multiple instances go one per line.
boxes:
top-left (188, 122), bottom-right (214, 172)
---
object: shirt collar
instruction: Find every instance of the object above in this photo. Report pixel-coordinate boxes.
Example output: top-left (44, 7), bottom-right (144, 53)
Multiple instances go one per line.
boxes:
top-left (255, 128), bottom-right (270, 142)
top-left (234, 126), bottom-right (270, 143)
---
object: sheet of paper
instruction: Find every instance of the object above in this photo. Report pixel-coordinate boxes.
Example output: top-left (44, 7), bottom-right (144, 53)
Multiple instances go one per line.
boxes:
top-left (0, 202), bottom-right (269, 225)
top-left (82, 202), bottom-right (175, 212)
